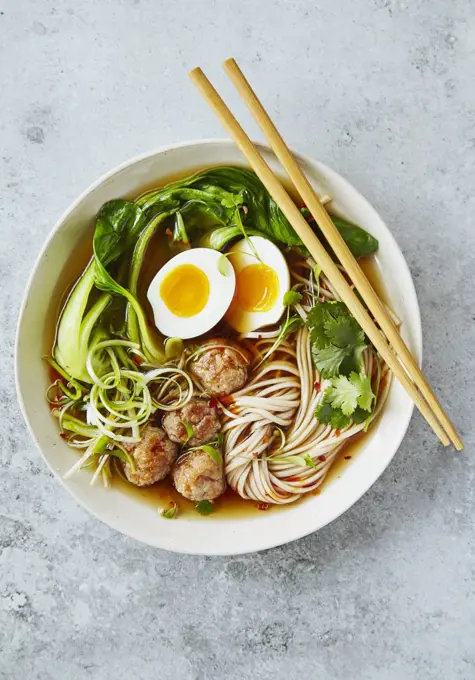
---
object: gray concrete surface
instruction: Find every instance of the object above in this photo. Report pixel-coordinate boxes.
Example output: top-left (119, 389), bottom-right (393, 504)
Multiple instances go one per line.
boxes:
top-left (1, 0), bottom-right (474, 678)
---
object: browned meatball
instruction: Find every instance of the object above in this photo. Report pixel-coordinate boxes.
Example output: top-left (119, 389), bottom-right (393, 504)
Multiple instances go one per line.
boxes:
top-left (162, 399), bottom-right (221, 447)
top-left (123, 423), bottom-right (178, 486)
top-left (173, 448), bottom-right (226, 501)
top-left (189, 338), bottom-right (249, 396)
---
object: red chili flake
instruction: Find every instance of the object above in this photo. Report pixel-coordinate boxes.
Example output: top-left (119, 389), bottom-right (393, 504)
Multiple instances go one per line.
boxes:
top-left (146, 319), bottom-right (153, 328)
top-left (334, 429), bottom-right (341, 437)
top-left (59, 433), bottom-right (69, 440)
top-left (313, 381), bottom-right (320, 392)
top-left (257, 502), bottom-right (269, 511)
top-left (208, 397), bottom-right (218, 408)
top-left (131, 355), bottom-right (141, 365)
top-left (165, 228), bottom-right (173, 238)
top-left (318, 455), bottom-right (326, 462)
top-left (263, 434), bottom-right (270, 443)
top-left (344, 455), bottom-right (352, 460)
top-left (257, 334), bottom-right (262, 339)
top-left (220, 395), bottom-right (234, 405)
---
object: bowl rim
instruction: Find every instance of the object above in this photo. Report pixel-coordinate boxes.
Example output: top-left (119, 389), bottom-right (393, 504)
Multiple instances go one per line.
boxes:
top-left (15, 138), bottom-right (422, 554)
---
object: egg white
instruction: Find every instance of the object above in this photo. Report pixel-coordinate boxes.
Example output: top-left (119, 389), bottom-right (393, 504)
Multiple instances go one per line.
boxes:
top-left (147, 248), bottom-right (236, 339)
top-left (226, 236), bottom-right (290, 333)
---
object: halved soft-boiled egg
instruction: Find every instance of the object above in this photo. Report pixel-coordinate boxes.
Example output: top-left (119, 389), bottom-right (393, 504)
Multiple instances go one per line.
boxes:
top-left (147, 248), bottom-right (236, 339)
top-left (225, 236), bottom-right (290, 333)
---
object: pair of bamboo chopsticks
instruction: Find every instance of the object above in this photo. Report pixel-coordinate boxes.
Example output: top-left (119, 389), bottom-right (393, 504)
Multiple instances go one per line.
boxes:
top-left (189, 59), bottom-right (463, 450)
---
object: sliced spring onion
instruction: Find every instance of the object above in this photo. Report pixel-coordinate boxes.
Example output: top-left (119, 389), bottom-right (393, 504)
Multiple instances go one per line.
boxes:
top-left (86, 340), bottom-right (142, 388)
top-left (144, 367), bottom-right (193, 410)
top-left (43, 356), bottom-right (85, 400)
top-left (160, 502), bottom-right (178, 519)
top-left (63, 435), bottom-right (108, 479)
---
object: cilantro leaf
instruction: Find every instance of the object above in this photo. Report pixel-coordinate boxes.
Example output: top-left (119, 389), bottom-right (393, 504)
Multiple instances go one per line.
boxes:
top-left (283, 289), bottom-right (303, 307)
top-left (312, 344), bottom-right (351, 378)
top-left (326, 375), bottom-right (360, 415)
top-left (329, 409), bottom-right (352, 429)
top-left (324, 315), bottom-right (364, 349)
top-left (351, 407), bottom-right (370, 424)
top-left (351, 372), bottom-right (374, 411)
top-left (315, 399), bottom-right (351, 429)
top-left (327, 372), bottom-right (375, 416)
top-left (314, 372), bottom-right (375, 430)
top-left (314, 400), bottom-right (334, 423)
top-left (195, 500), bottom-right (215, 516)
top-left (339, 347), bottom-right (366, 376)
top-left (307, 300), bottom-right (366, 377)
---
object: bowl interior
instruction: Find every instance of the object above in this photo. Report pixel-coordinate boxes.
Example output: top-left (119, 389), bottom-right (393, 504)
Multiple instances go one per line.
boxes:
top-left (16, 140), bottom-right (421, 555)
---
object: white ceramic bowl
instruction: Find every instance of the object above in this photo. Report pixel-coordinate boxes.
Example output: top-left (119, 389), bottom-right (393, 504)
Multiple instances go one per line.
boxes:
top-left (15, 140), bottom-right (422, 555)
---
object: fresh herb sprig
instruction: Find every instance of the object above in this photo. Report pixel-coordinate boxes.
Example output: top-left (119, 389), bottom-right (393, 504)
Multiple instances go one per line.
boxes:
top-left (307, 300), bottom-right (366, 379)
top-left (315, 372), bottom-right (375, 429)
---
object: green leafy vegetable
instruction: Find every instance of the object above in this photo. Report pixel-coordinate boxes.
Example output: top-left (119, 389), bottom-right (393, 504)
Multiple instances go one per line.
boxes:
top-left (307, 300), bottom-right (366, 378)
top-left (315, 399), bottom-right (351, 429)
top-left (94, 199), bottom-right (146, 268)
top-left (283, 289), bottom-right (303, 307)
top-left (93, 200), bottom-right (165, 364)
top-left (315, 372), bottom-right (375, 429)
top-left (302, 208), bottom-right (378, 259)
top-left (54, 262), bottom-right (111, 382)
top-left (195, 500), bottom-right (215, 516)
top-left (170, 212), bottom-right (190, 251)
top-left (331, 216), bottom-right (379, 260)
top-left (136, 167), bottom-right (377, 258)
top-left (326, 373), bottom-right (373, 415)
top-left (127, 211), bottom-right (169, 348)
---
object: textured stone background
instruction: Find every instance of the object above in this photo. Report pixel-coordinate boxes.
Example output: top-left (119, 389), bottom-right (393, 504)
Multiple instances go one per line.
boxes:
top-left (1, 1), bottom-right (474, 678)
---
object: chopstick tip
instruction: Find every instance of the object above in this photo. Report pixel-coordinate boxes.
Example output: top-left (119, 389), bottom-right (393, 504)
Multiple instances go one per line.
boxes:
top-left (188, 66), bottom-right (203, 80)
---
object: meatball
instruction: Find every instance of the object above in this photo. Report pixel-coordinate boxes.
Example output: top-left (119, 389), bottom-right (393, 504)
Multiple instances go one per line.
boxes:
top-left (162, 399), bottom-right (221, 447)
top-left (123, 423), bottom-right (178, 486)
top-left (189, 338), bottom-right (249, 396)
top-left (173, 448), bottom-right (226, 501)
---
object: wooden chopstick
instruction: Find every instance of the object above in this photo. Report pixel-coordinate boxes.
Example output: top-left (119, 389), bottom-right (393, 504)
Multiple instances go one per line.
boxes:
top-left (223, 58), bottom-right (463, 452)
top-left (189, 66), bottom-right (454, 448)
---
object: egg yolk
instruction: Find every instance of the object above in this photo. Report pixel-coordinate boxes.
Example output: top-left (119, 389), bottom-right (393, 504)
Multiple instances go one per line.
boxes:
top-left (159, 264), bottom-right (210, 317)
top-left (234, 263), bottom-right (280, 312)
